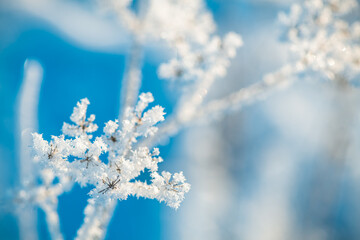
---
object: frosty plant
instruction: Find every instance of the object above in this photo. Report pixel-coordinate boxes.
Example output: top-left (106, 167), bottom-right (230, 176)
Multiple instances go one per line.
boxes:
top-left (13, 1), bottom-right (245, 239)
top-left (273, 0), bottom-right (360, 83)
top-left (33, 93), bottom-right (189, 206)
top-left (30, 93), bottom-right (190, 239)
top-left (232, 0), bottom-right (360, 109)
top-left (14, 0), bottom-right (360, 239)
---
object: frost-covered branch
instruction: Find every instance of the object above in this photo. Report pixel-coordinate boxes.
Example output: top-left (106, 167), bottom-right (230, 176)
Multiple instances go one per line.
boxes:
top-left (195, 65), bottom-right (296, 121)
top-left (118, 0), bottom-right (148, 119)
top-left (99, 0), bottom-right (245, 150)
top-left (119, 39), bottom-right (144, 120)
top-left (140, 64), bottom-right (296, 148)
top-left (137, 31), bottom-right (245, 147)
top-left (14, 175), bottom-right (70, 240)
top-left (75, 199), bottom-right (116, 240)
top-left (278, 0), bottom-right (360, 82)
top-left (140, 0), bottom-right (360, 151)
top-left (39, 200), bottom-right (63, 240)
top-left (30, 93), bottom-right (190, 239)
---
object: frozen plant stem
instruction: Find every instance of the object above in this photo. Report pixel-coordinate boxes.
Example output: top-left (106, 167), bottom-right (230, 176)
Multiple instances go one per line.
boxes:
top-left (76, 199), bottom-right (116, 240)
top-left (118, 0), bottom-right (148, 120)
top-left (195, 68), bottom-right (293, 121)
top-left (141, 65), bottom-right (296, 149)
top-left (16, 60), bottom-right (43, 240)
top-left (119, 37), bottom-right (144, 120)
top-left (17, 59), bottom-right (66, 240)
top-left (40, 201), bottom-right (63, 240)
top-left (141, 0), bottom-right (360, 149)
top-left (77, 94), bottom-right (143, 240)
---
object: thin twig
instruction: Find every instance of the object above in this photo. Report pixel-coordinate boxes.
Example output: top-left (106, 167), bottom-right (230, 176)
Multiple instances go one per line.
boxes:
top-left (141, 65), bottom-right (297, 148)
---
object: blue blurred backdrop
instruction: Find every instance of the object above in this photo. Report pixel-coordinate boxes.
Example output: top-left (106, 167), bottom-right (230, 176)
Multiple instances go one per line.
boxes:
top-left (2, 0), bottom-right (360, 240)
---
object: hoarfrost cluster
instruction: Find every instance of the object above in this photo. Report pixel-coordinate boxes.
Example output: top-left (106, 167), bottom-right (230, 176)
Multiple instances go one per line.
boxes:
top-left (107, 0), bottom-right (215, 43)
top-left (276, 0), bottom-right (360, 83)
top-left (100, 0), bottom-right (244, 144)
top-left (105, 0), bottom-right (243, 87)
top-left (32, 93), bottom-right (190, 210)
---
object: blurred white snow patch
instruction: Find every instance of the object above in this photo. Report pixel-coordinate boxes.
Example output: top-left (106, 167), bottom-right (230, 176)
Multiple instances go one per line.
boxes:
top-left (237, 143), bottom-right (297, 240)
top-left (178, 126), bottom-right (235, 240)
top-left (240, 0), bottom-right (299, 5)
top-left (263, 82), bottom-right (330, 151)
top-left (7, 0), bottom-right (129, 52)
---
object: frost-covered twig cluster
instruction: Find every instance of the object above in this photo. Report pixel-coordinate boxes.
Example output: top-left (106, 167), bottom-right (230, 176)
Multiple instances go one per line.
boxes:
top-left (34, 94), bottom-right (189, 208)
top-left (29, 93), bottom-right (190, 239)
top-left (107, 0), bottom-right (244, 130)
top-left (239, 0), bottom-right (360, 119)
top-left (107, 0), bottom-right (219, 116)
top-left (277, 0), bottom-right (360, 82)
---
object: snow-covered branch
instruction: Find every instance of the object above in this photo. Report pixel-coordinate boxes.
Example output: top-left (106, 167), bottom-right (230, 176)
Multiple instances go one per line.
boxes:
top-left (29, 93), bottom-right (190, 239)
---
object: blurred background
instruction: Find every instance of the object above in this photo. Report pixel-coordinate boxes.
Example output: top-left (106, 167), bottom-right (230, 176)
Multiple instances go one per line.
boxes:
top-left (1, 0), bottom-right (360, 239)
